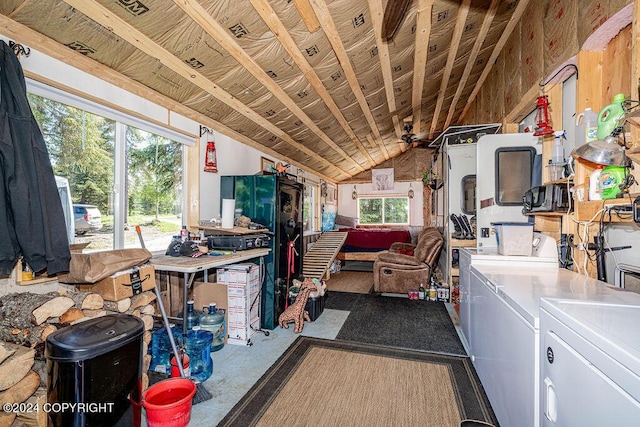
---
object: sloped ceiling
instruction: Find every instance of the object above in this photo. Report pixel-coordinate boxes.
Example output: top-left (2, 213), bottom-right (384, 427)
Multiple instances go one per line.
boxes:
top-left (0, 0), bottom-right (525, 182)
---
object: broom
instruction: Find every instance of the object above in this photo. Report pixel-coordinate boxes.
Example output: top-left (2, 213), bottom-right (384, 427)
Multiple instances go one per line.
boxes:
top-left (136, 226), bottom-right (212, 405)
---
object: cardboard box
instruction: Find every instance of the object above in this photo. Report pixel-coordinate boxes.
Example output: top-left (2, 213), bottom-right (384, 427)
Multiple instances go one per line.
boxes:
top-left (216, 263), bottom-right (260, 345)
top-left (77, 264), bottom-right (155, 301)
top-left (192, 280), bottom-right (228, 344)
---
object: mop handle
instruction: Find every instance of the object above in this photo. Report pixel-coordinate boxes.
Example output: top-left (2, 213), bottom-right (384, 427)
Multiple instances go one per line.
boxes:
top-left (135, 225), bottom-right (146, 249)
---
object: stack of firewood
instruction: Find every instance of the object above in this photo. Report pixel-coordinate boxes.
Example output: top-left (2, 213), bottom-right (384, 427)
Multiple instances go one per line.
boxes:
top-left (0, 290), bottom-right (157, 426)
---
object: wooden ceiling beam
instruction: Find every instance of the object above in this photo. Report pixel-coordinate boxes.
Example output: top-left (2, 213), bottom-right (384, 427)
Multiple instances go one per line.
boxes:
top-left (443, 0), bottom-right (500, 129)
top-left (0, 14), bottom-right (343, 183)
top-left (309, 0), bottom-right (390, 160)
top-left (173, 0), bottom-right (364, 173)
top-left (428, 0), bottom-right (471, 139)
top-left (411, 0), bottom-right (434, 138)
top-left (459, 0), bottom-right (531, 122)
top-left (249, 0), bottom-right (375, 169)
top-left (61, 0), bottom-right (352, 178)
top-left (368, 0), bottom-right (404, 151)
top-left (293, 0), bottom-right (321, 33)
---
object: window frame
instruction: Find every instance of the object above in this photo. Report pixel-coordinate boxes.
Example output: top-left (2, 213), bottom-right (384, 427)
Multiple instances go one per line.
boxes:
top-left (28, 83), bottom-right (188, 250)
top-left (357, 195), bottom-right (410, 226)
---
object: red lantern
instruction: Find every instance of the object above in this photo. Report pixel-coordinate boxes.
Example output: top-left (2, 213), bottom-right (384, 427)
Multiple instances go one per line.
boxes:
top-left (204, 140), bottom-right (218, 172)
top-left (533, 94), bottom-right (554, 137)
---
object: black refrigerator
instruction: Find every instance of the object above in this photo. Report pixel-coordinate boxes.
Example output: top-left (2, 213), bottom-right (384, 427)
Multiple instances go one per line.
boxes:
top-left (220, 174), bottom-right (304, 330)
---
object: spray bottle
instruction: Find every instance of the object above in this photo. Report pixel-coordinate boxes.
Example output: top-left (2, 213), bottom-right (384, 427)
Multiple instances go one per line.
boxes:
top-left (550, 130), bottom-right (566, 181)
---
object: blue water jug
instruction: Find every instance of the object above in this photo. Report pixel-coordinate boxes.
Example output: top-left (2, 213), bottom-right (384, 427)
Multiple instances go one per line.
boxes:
top-left (185, 327), bottom-right (213, 383)
top-left (150, 325), bottom-right (183, 375)
top-left (597, 93), bottom-right (626, 139)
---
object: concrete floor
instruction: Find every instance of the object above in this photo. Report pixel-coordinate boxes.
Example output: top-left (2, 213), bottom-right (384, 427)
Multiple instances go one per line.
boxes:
top-left (188, 308), bottom-right (350, 426)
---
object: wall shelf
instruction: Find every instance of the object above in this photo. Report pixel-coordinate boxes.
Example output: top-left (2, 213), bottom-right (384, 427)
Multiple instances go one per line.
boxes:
top-left (574, 198), bottom-right (636, 222)
top-left (525, 211), bottom-right (567, 217)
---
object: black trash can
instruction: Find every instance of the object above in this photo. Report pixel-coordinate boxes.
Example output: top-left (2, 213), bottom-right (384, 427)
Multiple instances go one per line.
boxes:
top-left (45, 314), bottom-right (144, 427)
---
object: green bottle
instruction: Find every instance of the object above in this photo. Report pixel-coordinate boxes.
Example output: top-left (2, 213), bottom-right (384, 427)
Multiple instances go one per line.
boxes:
top-left (597, 93), bottom-right (626, 140)
top-left (599, 166), bottom-right (627, 200)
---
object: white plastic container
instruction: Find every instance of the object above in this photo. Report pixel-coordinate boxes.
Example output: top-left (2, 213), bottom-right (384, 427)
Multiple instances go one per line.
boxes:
top-left (575, 108), bottom-right (598, 149)
top-left (493, 222), bottom-right (534, 256)
top-left (552, 131), bottom-right (565, 165)
top-left (589, 165), bottom-right (604, 201)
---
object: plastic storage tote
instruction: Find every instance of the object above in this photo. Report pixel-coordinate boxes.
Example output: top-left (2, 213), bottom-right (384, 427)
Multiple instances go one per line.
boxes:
top-left (45, 314), bottom-right (144, 427)
top-left (492, 222), bottom-right (534, 256)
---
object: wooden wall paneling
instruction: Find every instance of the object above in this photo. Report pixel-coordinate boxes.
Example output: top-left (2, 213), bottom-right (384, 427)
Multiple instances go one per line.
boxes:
top-left (602, 25), bottom-right (633, 103)
top-left (576, 50), bottom-right (604, 113)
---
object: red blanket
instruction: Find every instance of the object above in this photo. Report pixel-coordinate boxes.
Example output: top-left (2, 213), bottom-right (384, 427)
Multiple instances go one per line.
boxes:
top-left (341, 228), bottom-right (412, 252)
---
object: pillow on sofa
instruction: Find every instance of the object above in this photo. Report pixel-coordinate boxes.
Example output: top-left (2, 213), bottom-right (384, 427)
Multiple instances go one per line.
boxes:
top-left (335, 214), bottom-right (358, 228)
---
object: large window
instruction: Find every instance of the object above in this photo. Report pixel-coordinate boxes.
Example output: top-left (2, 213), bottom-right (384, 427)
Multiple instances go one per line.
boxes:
top-left (358, 197), bottom-right (409, 225)
top-left (29, 93), bottom-right (184, 252)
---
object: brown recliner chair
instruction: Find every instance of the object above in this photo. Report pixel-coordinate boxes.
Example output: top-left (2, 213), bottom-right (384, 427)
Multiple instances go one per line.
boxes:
top-left (373, 227), bottom-right (444, 294)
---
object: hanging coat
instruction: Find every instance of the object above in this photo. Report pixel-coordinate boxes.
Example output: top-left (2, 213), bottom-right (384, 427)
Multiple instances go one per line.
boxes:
top-left (0, 40), bottom-right (70, 275)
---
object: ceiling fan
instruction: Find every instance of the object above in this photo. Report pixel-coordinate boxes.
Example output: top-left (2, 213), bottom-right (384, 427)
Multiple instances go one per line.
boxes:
top-left (401, 124), bottom-right (431, 146)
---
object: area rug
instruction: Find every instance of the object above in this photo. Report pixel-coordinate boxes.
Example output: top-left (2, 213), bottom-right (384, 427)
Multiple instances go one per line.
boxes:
top-left (324, 271), bottom-right (373, 294)
top-left (217, 337), bottom-right (497, 427)
top-left (329, 292), bottom-right (467, 355)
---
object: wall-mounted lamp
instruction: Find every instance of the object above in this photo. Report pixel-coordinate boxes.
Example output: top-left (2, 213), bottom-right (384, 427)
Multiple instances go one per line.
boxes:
top-left (352, 185), bottom-right (358, 200)
top-left (408, 183), bottom-right (414, 199)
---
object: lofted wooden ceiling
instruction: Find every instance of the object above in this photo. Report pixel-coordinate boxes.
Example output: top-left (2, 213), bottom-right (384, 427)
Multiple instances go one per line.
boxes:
top-left (0, 0), bottom-right (526, 182)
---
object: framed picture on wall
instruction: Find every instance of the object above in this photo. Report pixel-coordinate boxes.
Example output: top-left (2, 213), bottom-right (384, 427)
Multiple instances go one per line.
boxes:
top-left (261, 157), bottom-right (275, 173)
top-left (326, 184), bottom-right (335, 203)
top-left (372, 168), bottom-right (394, 191)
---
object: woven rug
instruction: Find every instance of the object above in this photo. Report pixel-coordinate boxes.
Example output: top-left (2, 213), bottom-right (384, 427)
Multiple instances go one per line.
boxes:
top-left (324, 271), bottom-right (373, 294)
top-left (327, 292), bottom-right (467, 355)
top-left (217, 337), bottom-right (497, 427)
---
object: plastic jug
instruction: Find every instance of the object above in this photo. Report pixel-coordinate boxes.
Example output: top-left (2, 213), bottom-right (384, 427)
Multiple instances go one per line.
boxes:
top-left (599, 166), bottom-right (627, 200)
top-left (150, 325), bottom-right (183, 374)
top-left (185, 327), bottom-right (213, 383)
top-left (597, 93), bottom-right (626, 140)
top-left (575, 108), bottom-right (598, 148)
top-left (199, 303), bottom-right (226, 352)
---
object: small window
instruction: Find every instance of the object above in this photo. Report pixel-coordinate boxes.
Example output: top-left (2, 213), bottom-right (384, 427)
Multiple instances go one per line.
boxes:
top-left (461, 174), bottom-right (476, 215)
top-left (495, 147), bottom-right (536, 206)
top-left (358, 197), bottom-right (409, 225)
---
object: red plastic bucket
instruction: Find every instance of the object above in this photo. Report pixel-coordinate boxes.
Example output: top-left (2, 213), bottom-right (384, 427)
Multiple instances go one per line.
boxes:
top-left (142, 378), bottom-right (196, 427)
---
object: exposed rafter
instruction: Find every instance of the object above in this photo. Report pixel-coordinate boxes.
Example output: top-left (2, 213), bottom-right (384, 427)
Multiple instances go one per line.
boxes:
top-left (249, 0), bottom-right (375, 169)
top-left (61, 0), bottom-right (352, 178)
top-left (293, 0), bottom-right (321, 33)
top-left (369, 0), bottom-right (405, 151)
top-left (460, 0), bottom-right (531, 121)
top-left (444, 0), bottom-right (500, 130)
top-left (428, 0), bottom-right (470, 139)
top-left (0, 15), bottom-right (341, 184)
top-left (173, 0), bottom-right (366, 174)
top-left (309, 0), bottom-right (390, 160)
top-left (411, 0), bottom-right (433, 138)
